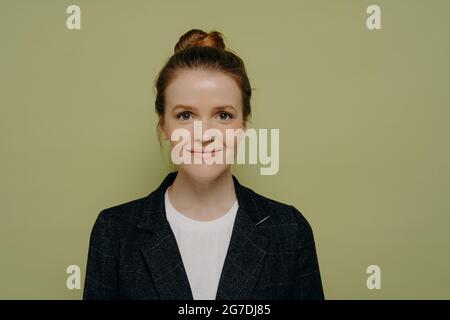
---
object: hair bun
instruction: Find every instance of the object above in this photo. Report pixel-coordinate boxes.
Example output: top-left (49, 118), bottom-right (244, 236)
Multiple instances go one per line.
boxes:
top-left (174, 29), bottom-right (226, 54)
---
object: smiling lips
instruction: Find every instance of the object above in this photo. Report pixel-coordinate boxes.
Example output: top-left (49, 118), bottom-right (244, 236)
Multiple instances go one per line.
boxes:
top-left (188, 149), bottom-right (223, 157)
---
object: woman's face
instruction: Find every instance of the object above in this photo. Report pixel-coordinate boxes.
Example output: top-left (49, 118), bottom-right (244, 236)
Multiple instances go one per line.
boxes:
top-left (160, 68), bottom-right (246, 180)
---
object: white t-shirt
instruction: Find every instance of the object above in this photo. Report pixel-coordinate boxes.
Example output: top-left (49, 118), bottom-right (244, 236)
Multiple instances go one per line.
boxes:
top-left (164, 185), bottom-right (239, 300)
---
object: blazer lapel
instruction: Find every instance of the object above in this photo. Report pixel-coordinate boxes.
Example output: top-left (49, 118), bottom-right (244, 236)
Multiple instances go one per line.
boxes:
top-left (136, 171), bottom-right (271, 300)
top-left (137, 172), bottom-right (193, 299)
top-left (215, 176), bottom-right (270, 300)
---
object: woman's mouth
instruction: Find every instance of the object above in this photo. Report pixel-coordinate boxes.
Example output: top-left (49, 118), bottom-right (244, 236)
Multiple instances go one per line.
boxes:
top-left (188, 149), bottom-right (223, 157)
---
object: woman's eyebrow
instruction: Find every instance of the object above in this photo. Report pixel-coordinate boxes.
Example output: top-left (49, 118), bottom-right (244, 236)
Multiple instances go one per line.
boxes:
top-left (172, 104), bottom-right (236, 112)
top-left (173, 104), bottom-right (196, 111)
top-left (212, 105), bottom-right (236, 112)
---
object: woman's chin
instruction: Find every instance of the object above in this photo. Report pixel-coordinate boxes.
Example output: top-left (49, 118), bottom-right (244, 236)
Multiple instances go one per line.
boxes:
top-left (179, 163), bottom-right (230, 180)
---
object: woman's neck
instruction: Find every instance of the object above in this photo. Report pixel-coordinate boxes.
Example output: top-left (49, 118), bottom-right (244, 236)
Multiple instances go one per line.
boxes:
top-left (167, 168), bottom-right (237, 221)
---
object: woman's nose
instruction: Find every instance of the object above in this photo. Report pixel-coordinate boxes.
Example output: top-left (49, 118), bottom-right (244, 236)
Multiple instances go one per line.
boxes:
top-left (192, 119), bottom-right (219, 141)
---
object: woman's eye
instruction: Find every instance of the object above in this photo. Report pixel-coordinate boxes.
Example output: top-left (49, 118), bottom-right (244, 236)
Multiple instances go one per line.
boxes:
top-left (218, 112), bottom-right (233, 121)
top-left (177, 111), bottom-right (192, 121)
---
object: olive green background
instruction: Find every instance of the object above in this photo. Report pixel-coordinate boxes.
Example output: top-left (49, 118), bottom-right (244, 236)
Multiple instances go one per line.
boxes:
top-left (1, 0), bottom-right (449, 299)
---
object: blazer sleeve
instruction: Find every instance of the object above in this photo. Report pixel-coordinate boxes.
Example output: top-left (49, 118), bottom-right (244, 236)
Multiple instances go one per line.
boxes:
top-left (83, 209), bottom-right (120, 300)
top-left (289, 206), bottom-right (325, 300)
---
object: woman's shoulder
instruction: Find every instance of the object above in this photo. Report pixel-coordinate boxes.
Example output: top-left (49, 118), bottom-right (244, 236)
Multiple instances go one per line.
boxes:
top-left (91, 194), bottom-right (151, 234)
top-left (243, 186), bottom-right (313, 231)
top-left (244, 187), bottom-right (317, 248)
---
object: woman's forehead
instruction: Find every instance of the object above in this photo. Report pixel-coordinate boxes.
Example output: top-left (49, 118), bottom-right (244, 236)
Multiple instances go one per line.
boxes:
top-left (165, 69), bottom-right (241, 109)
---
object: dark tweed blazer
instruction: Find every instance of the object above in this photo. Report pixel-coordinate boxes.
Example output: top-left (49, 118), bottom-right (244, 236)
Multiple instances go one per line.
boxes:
top-left (83, 171), bottom-right (325, 300)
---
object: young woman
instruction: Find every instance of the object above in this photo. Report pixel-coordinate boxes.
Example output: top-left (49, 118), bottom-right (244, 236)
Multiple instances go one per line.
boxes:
top-left (83, 29), bottom-right (325, 300)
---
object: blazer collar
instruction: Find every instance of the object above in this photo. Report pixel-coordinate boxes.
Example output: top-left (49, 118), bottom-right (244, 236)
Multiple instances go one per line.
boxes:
top-left (136, 171), bottom-right (271, 300)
